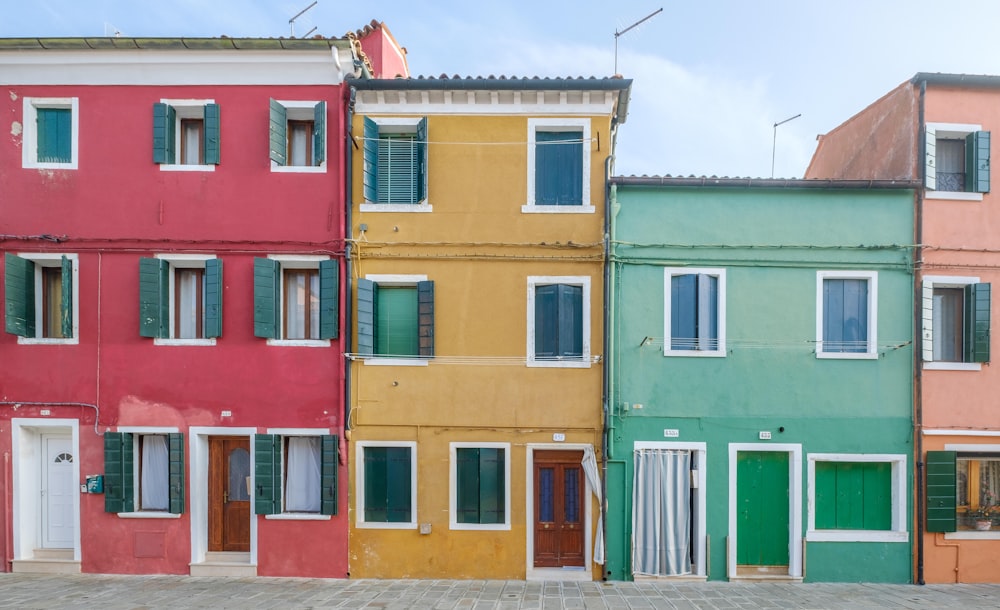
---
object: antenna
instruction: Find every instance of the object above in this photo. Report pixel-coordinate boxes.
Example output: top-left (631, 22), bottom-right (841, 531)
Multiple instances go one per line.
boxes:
top-left (289, 1), bottom-right (318, 38)
top-left (614, 8), bottom-right (663, 74)
top-left (104, 22), bottom-right (122, 37)
top-left (771, 113), bottom-right (801, 178)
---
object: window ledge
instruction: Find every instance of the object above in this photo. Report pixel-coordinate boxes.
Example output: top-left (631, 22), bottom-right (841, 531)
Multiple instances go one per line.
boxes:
top-left (17, 337), bottom-right (79, 345)
top-left (816, 351), bottom-right (878, 360)
top-left (806, 530), bottom-right (908, 543)
top-left (663, 349), bottom-right (726, 358)
top-left (527, 358), bottom-right (592, 369)
top-left (925, 191), bottom-right (984, 202)
top-left (945, 530), bottom-right (1000, 540)
top-left (24, 162), bottom-right (77, 170)
top-left (521, 204), bottom-right (596, 214)
top-left (362, 357), bottom-right (429, 367)
top-left (153, 338), bottom-right (217, 347)
top-left (270, 165), bottom-right (327, 174)
top-left (923, 362), bottom-right (982, 371)
top-left (117, 512), bottom-right (181, 519)
top-left (159, 164), bottom-right (216, 172)
top-left (449, 523), bottom-right (512, 531)
top-left (265, 339), bottom-right (331, 348)
top-left (264, 513), bottom-right (331, 521)
top-left (360, 202), bottom-right (433, 213)
top-left (355, 521), bottom-right (417, 530)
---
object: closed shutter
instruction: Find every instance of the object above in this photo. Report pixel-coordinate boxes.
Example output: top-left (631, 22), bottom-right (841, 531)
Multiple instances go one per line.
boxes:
top-left (815, 462), bottom-right (890, 530)
top-left (535, 131), bottom-right (583, 205)
top-left (104, 432), bottom-right (135, 513)
top-left (823, 278), bottom-right (868, 353)
top-left (253, 258), bottom-right (280, 339)
top-left (60, 255), bottom-right (73, 338)
top-left (671, 274), bottom-right (696, 350)
top-left (356, 278), bottom-right (376, 355)
top-left (364, 447), bottom-right (388, 522)
top-left (37, 108), bottom-right (71, 163)
top-left (363, 117), bottom-right (379, 202)
top-left (253, 434), bottom-right (280, 515)
top-left (456, 447), bottom-right (505, 525)
top-left (139, 257), bottom-right (169, 338)
top-left (318, 259), bottom-right (339, 340)
top-left (417, 280), bottom-right (434, 357)
top-left (5, 253), bottom-right (35, 337)
top-left (966, 130), bottom-right (990, 193)
top-left (925, 127), bottom-right (937, 190)
top-left (204, 259), bottom-right (223, 339)
top-left (386, 447), bottom-right (412, 522)
top-left (152, 103), bottom-right (176, 164)
top-left (921, 280), bottom-right (934, 361)
top-left (203, 103), bottom-right (220, 165)
top-left (268, 98), bottom-right (287, 165)
top-left (416, 116), bottom-right (427, 202)
top-left (320, 435), bottom-right (338, 516)
top-left (313, 101), bottom-right (326, 165)
top-left (534, 284), bottom-right (558, 358)
top-left (168, 433), bottom-right (185, 514)
top-left (926, 450), bottom-right (957, 533)
top-left (557, 284), bottom-right (583, 358)
top-left (965, 283), bottom-right (990, 363)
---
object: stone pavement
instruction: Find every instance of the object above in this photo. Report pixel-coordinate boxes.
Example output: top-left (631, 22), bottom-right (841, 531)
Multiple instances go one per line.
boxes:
top-left (1, 574), bottom-right (999, 609)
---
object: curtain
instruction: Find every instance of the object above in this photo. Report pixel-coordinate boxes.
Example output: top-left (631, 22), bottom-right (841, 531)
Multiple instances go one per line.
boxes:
top-left (141, 435), bottom-right (169, 511)
top-left (632, 449), bottom-right (691, 576)
top-left (581, 446), bottom-right (604, 565)
top-left (286, 437), bottom-right (321, 512)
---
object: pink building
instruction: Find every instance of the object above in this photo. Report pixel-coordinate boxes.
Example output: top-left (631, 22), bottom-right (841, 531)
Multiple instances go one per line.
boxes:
top-left (807, 73), bottom-right (1000, 583)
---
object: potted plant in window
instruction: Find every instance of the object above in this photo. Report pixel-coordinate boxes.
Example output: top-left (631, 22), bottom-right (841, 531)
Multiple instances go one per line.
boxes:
top-left (969, 491), bottom-right (998, 531)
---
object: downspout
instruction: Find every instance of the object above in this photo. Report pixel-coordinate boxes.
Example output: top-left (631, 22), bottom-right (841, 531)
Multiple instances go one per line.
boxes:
top-left (601, 153), bottom-right (614, 580)
top-left (4, 451), bottom-right (10, 571)
top-left (915, 78), bottom-right (926, 586)
top-left (344, 86), bottom-right (356, 439)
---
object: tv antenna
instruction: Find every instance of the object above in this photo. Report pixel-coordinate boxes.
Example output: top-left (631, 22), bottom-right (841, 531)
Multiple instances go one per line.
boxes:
top-left (614, 8), bottom-right (662, 74)
top-left (771, 113), bottom-right (801, 178)
top-left (289, 1), bottom-right (318, 38)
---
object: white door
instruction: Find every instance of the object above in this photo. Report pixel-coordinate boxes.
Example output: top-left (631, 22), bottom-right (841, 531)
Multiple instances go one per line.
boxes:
top-left (42, 436), bottom-right (75, 548)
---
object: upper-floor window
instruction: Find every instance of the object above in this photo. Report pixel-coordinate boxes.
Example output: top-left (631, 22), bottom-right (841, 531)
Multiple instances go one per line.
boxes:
top-left (523, 118), bottom-right (593, 213)
top-left (527, 276), bottom-right (591, 367)
top-left (922, 276), bottom-right (990, 369)
top-left (253, 256), bottom-right (339, 346)
top-left (926, 123), bottom-right (990, 199)
top-left (139, 255), bottom-right (222, 345)
top-left (356, 275), bottom-right (434, 362)
top-left (361, 117), bottom-right (428, 211)
top-left (153, 100), bottom-right (220, 170)
top-left (269, 99), bottom-right (326, 172)
top-left (816, 271), bottom-right (878, 359)
top-left (22, 97), bottom-right (79, 169)
top-left (664, 268), bottom-right (726, 357)
top-left (4, 252), bottom-right (78, 344)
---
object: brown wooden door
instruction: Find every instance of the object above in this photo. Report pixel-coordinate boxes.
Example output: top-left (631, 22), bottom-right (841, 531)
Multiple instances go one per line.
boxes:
top-left (209, 437), bottom-right (251, 552)
top-left (533, 450), bottom-right (585, 567)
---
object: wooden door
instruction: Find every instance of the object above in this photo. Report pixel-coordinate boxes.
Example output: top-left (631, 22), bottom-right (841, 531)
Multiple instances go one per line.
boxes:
top-left (736, 451), bottom-right (789, 567)
top-left (533, 450), bottom-right (585, 567)
top-left (209, 437), bottom-right (251, 552)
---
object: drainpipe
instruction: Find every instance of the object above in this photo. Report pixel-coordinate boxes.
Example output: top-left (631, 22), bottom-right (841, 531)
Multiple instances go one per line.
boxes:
top-left (601, 153), bottom-right (615, 580)
top-left (915, 78), bottom-right (926, 586)
top-left (4, 451), bottom-right (10, 572)
top-left (344, 86), bottom-right (356, 440)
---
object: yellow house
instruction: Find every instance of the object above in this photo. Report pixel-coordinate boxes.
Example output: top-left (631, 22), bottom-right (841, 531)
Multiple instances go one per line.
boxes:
top-left (344, 76), bottom-right (631, 579)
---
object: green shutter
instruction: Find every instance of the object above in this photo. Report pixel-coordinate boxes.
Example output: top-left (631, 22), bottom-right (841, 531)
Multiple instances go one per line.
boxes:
top-left (104, 431), bottom-right (135, 513)
top-left (965, 283), bottom-right (990, 363)
top-left (168, 433), bottom-right (185, 514)
top-left (254, 434), bottom-right (280, 515)
top-left (417, 280), bottom-right (434, 357)
top-left (456, 448), bottom-right (480, 524)
top-left (253, 258), bottom-right (280, 339)
top-left (362, 117), bottom-right (379, 202)
top-left (925, 126), bottom-right (937, 190)
top-left (4, 253), bottom-right (35, 337)
top-left (386, 447), bottom-right (412, 522)
top-left (364, 447), bottom-right (388, 521)
top-left (152, 103), bottom-right (176, 164)
top-left (313, 101), bottom-right (326, 165)
top-left (535, 131), bottom-right (583, 205)
top-left (320, 435), bottom-right (338, 516)
top-left (815, 462), bottom-right (837, 529)
top-left (203, 103), bottom-right (220, 165)
top-left (356, 278), bottom-right (375, 355)
top-left (60, 255), bottom-right (73, 338)
top-left (966, 130), bottom-right (990, 193)
top-left (416, 116), bottom-right (427, 202)
top-left (37, 108), bottom-right (71, 163)
top-left (479, 448), bottom-right (504, 524)
top-left (139, 257), bottom-right (169, 338)
top-left (926, 451), bottom-right (957, 533)
top-left (318, 259), bottom-right (339, 340)
top-left (204, 259), bottom-right (223, 339)
top-left (268, 98), bottom-right (287, 166)
top-left (377, 286), bottom-right (417, 356)
top-left (861, 462), bottom-right (892, 530)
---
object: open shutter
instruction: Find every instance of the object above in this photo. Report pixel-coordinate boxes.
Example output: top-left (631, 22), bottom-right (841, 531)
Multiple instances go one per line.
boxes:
top-left (313, 101), bottom-right (326, 165)
top-left (320, 435), bottom-right (338, 515)
top-left (168, 433), bottom-right (185, 514)
top-left (926, 450), bottom-right (957, 533)
top-left (966, 130), bottom-right (990, 193)
top-left (416, 116), bottom-right (427, 202)
top-left (965, 283), bottom-right (991, 363)
top-left (357, 278), bottom-right (376, 355)
top-left (268, 98), bottom-right (286, 166)
top-left (4, 253), bottom-right (35, 337)
top-left (363, 117), bottom-right (379, 202)
top-left (921, 280), bottom-right (934, 362)
top-left (60, 255), bottom-right (73, 338)
top-left (139, 257), bottom-right (168, 338)
top-left (104, 432), bottom-right (135, 513)
top-left (254, 434), bottom-right (280, 515)
top-left (253, 258), bottom-right (280, 339)
top-left (204, 258), bottom-right (223, 339)
top-left (318, 259), bottom-right (339, 340)
top-left (152, 103), bottom-right (176, 164)
top-left (417, 280), bottom-right (434, 357)
top-left (925, 126), bottom-right (937, 190)
top-left (203, 103), bottom-right (220, 165)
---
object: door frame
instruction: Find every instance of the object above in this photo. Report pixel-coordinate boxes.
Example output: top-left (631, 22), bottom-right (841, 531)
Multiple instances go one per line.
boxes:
top-left (189, 427), bottom-right (257, 566)
top-left (11, 418), bottom-right (80, 561)
top-left (525, 443), bottom-right (594, 581)
top-left (727, 443), bottom-right (802, 579)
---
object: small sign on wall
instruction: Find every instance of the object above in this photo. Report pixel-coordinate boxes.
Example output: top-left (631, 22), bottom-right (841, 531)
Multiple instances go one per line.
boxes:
top-left (759, 431), bottom-right (772, 440)
top-left (552, 433), bottom-right (566, 442)
top-left (663, 429), bottom-right (679, 438)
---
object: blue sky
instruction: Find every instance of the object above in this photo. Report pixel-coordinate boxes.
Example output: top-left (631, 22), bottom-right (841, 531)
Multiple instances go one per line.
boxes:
top-left (6, 0), bottom-right (1000, 178)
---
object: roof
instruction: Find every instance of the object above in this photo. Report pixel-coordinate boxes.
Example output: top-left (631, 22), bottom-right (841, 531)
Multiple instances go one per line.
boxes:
top-left (911, 72), bottom-right (1000, 88)
top-left (348, 74), bottom-right (632, 91)
top-left (0, 37), bottom-right (353, 51)
top-left (610, 175), bottom-right (921, 190)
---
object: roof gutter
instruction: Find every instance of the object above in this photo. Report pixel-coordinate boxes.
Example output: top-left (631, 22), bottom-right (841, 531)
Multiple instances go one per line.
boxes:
top-left (911, 72), bottom-right (1000, 89)
top-left (610, 176), bottom-right (922, 190)
top-left (346, 76), bottom-right (633, 92)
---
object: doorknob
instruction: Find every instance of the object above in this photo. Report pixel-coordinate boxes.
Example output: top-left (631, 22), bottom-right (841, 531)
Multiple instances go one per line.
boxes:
top-left (223, 491), bottom-right (228, 503)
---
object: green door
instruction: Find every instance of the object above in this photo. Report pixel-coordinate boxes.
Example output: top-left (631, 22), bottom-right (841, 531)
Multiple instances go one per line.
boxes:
top-left (736, 451), bottom-right (789, 566)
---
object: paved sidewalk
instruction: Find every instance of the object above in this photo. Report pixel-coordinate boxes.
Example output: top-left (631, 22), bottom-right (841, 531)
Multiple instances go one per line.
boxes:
top-left (1, 574), bottom-right (1000, 609)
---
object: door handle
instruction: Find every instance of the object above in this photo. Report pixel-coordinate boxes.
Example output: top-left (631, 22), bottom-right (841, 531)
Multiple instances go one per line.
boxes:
top-left (223, 491), bottom-right (228, 504)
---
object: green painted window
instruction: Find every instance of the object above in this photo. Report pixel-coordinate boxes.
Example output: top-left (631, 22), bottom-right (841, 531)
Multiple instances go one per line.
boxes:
top-left (36, 108), bottom-right (72, 163)
top-left (362, 117), bottom-right (427, 204)
top-left (815, 462), bottom-right (891, 530)
top-left (356, 279), bottom-right (433, 358)
top-left (535, 130), bottom-right (583, 205)
top-left (253, 258), bottom-right (338, 340)
top-left (4, 253), bottom-right (73, 339)
top-left (363, 446), bottom-right (412, 523)
top-left (253, 434), bottom-right (338, 515)
top-left (456, 447), bottom-right (505, 524)
top-left (534, 284), bottom-right (582, 360)
top-left (104, 432), bottom-right (184, 514)
top-left (139, 258), bottom-right (223, 340)
top-left (269, 99), bottom-right (326, 167)
top-left (152, 102), bottom-right (220, 165)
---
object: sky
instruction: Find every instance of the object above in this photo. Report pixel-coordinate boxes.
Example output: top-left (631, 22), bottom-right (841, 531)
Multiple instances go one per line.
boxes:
top-left (5, 0), bottom-right (1000, 179)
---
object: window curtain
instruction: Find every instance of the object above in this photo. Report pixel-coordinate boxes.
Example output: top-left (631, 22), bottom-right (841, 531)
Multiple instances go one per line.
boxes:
top-left (581, 446), bottom-right (604, 565)
top-left (141, 435), bottom-right (169, 511)
top-left (982, 460), bottom-right (1000, 506)
top-left (632, 449), bottom-right (691, 576)
top-left (177, 270), bottom-right (200, 339)
top-left (286, 437), bottom-right (321, 512)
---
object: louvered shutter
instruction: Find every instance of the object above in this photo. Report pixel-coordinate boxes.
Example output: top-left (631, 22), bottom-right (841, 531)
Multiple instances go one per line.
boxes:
top-left (60, 255), bottom-right (73, 338)
top-left (104, 432), bottom-right (135, 513)
top-left (203, 103), bottom-right (220, 165)
top-left (168, 433), bottom-right (185, 514)
top-left (268, 98), bottom-right (287, 165)
top-left (254, 434), bottom-right (280, 515)
top-left (204, 259), bottom-right (223, 339)
top-left (966, 130), bottom-right (990, 193)
top-left (139, 257), bottom-right (168, 338)
top-left (416, 116), bottom-right (427, 202)
top-left (356, 278), bottom-right (376, 355)
top-left (320, 435), bottom-right (338, 515)
top-left (965, 283), bottom-right (991, 363)
top-left (253, 258), bottom-right (280, 339)
top-left (417, 280), bottom-right (434, 357)
top-left (926, 451), bottom-right (957, 533)
top-left (4, 253), bottom-right (35, 337)
top-left (363, 117), bottom-right (379, 202)
top-left (152, 103), bottom-right (176, 164)
top-left (925, 127), bottom-right (936, 190)
top-left (318, 259), bottom-right (339, 340)
top-left (313, 101), bottom-right (326, 165)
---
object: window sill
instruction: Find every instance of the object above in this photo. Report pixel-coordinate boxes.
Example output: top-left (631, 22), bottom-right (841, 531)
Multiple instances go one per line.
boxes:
top-left (154, 338), bottom-right (217, 347)
top-left (521, 204), bottom-right (596, 214)
top-left (159, 164), bottom-right (216, 172)
top-left (663, 349), bottom-right (726, 358)
top-left (117, 512), bottom-right (181, 519)
top-left (449, 522), bottom-right (511, 531)
top-left (264, 513), bottom-right (331, 521)
top-left (17, 337), bottom-right (79, 345)
top-left (24, 161), bottom-right (77, 170)
top-left (265, 339), bottom-right (331, 348)
top-left (806, 530), bottom-right (908, 543)
top-left (925, 191), bottom-right (984, 202)
top-left (816, 351), bottom-right (878, 360)
top-left (527, 358), bottom-right (592, 369)
top-left (355, 521), bottom-right (417, 530)
top-left (360, 202), bottom-right (432, 213)
top-left (945, 530), bottom-right (1000, 540)
top-left (362, 357), bottom-right (429, 367)
top-left (923, 361), bottom-right (982, 371)
top-left (270, 164), bottom-right (327, 174)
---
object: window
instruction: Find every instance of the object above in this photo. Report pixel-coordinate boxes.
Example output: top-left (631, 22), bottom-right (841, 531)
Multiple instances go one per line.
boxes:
top-left (139, 256), bottom-right (222, 344)
top-left (925, 123), bottom-right (990, 198)
top-left (807, 454), bottom-right (907, 542)
top-left (269, 99), bottom-right (326, 171)
top-left (664, 268), bottom-right (726, 356)
top-left (928, 449), bottom-right (1000, 534)
top-left (361, 117), bottom-right (428, 209)
top-left (816, 271), bottom-right (878, 359)
top-left (104, 431), bottom-right (184, 515)
top-left (527, 276), bottom-right (590, 367)
top-left (22, 97), bottom-right (79, 169)
top-left (254, 433), bottom-right (338, 517)
top-left (153, 100), bottom-right (220, 169)
top-left (4, 253), bottom-right (78, 344)
top-left (524, 118), bottom-right (592, 213)
top-left (922, 276), bottom-right (990, 369)
top-left (253, 256), bottom-right (339, 345)
top-left (356, 442), bottom-right (416, 528)
top-left (356, 275), bottom-right (434, 360)
top-left (450, 443), bottom-right (510, 530)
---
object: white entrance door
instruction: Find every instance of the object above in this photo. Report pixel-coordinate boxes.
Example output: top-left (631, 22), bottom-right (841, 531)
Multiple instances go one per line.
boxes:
top-left (41, 436), bottom-right (75, 548)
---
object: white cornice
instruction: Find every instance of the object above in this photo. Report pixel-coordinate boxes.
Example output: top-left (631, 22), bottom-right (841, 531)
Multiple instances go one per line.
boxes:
top-left (354, 89), bottom-right (616, 115)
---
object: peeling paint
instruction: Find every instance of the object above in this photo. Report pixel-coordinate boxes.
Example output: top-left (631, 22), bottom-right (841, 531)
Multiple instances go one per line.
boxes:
top-left (10, 120), bottom-right (21, 137)
top-left (8, 90), bottom-right (17, 101)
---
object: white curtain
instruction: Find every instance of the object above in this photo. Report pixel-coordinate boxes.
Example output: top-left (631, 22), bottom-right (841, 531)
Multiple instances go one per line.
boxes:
top-left (177, 270), bottom-right (200, 339)
top-left (581, 446), bottom-right (604, 565)
top-left (285, 437), bottom-right (321, 512)
top-left (141, 435), bottom-right (169, 511)
top-left (632, 449), bottom-right (691, 576)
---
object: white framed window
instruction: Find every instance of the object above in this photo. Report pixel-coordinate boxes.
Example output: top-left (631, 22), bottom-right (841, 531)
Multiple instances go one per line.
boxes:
top-left (816, 270), bottom-right (878, 359)
top-left (154, 99), bottom-right (219, 171)
top-left (253, 255), bottom-right (338, 347)
top-left (527, 275), bottom-right (591, 368)
top-left (4, 252), bottom-right (79, 345)
top-left (523, 118), bottom-right (593, 213)
top-left (357, 274), bottom-right (433, 365)
top-left (258, 428), bottom-right (337, 520)
top-left (360, 116), bottom-right (431, 212)
top-left (922, 275), bottom-right (990, 370)
top-left (108, 427), bottom-right (183, 519)
top-left (138, 254), bottom-right (220, 346)
top-left (269, 99), bottom-right (327, 173)
top-left (925, 122), bottom-right (989, 201)
top-left (806, 453), bottom-right (908, 543)
top-left (449, 442), bottom-right (511, 531)
top-left (22, 97), bottom-right (79, 170)
top-left (356, 441), bottom-right (417, 529)
top-left (663, 268), bottom-right (726, 357)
